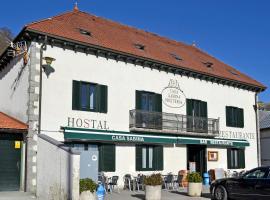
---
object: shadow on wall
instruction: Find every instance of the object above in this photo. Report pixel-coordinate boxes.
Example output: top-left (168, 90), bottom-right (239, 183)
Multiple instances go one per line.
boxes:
top-left (0, 55), bottom-right (28, 97)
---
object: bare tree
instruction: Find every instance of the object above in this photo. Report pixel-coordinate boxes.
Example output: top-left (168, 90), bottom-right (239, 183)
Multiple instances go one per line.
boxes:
top-left (0, 27), bottom-right (13, 55)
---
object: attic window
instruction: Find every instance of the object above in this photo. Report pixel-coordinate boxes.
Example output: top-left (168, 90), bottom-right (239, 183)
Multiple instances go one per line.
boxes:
top-left (170, 53), bottom-right (182, 61)
top-left (134, 43), bottom-right (145, 50)
top-left (203, 62), bottom-right (213, 68)
top-left (228, 69), bottom-right (239, 76)
top-left (79, 29), bottom-right (91, 36)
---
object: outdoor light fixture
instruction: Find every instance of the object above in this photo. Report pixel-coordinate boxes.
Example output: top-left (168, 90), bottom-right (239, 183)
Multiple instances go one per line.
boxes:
top-left (43, 56), bottom-right (56, 66)
top-left (42, 56), bottom-right (56, 77)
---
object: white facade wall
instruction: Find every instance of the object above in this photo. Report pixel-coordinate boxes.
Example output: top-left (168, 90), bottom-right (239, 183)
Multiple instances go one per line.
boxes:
top-left (0, 56), bottom-right (29, 122)
top-left (38, 44), bottom-right (258, 180)
top-left (37, 135), bottom-right (80, 200)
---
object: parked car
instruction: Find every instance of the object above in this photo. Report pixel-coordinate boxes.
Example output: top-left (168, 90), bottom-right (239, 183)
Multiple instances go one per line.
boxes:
top-left (210, 166), bottom-right (270, 200)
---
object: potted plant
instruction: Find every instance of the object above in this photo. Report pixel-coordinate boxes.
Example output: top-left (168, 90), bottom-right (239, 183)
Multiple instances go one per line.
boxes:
top-left (80, 178), bottom-right (98, 200)
top-left (144, 173), bottom-right (163, 200)
top-left (187, 172), bottom-right (203, 197)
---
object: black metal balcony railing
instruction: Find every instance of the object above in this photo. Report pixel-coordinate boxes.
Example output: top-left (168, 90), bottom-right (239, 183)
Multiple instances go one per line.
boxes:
top-left (129, 109), bottom-right (219, 136)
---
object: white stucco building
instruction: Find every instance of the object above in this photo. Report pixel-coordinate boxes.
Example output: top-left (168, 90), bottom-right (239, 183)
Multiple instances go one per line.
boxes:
top-left (0, 7), bottom-right (266, 195)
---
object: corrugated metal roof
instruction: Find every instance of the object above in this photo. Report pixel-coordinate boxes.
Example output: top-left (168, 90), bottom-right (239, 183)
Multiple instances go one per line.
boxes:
top-left (259, 110), bottom-right (270, 130)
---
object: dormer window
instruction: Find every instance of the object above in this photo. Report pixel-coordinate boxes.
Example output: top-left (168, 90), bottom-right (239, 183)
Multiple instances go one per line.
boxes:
top-left (203, 62), bottom-right (213, 68)
top-left (79, 28), bottom-right (91, 36)
top-left (134, 43), bottom-right (145, 50)
top-left (170, 53), bottom-right (182, 61)
top-left (228, 69), bottom-right (239, 76)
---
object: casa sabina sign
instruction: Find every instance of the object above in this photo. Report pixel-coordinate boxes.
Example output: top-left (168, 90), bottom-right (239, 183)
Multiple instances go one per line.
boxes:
top-left (112, 135), bottom-right (144, 142)
top-left (162, 79), bottom-right (186, 108)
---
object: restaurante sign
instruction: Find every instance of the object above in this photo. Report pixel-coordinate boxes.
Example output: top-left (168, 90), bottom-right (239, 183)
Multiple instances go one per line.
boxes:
top-left (162, 79), bottom-right (186, 108)
top-left (218, 131), bottom-right (255, 140)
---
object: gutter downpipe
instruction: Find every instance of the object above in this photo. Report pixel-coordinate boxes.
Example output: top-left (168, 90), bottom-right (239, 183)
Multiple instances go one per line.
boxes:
top-left (255, 92), bottom-right (261, 167)
top-left (38, 36), bottom-right (47, 134)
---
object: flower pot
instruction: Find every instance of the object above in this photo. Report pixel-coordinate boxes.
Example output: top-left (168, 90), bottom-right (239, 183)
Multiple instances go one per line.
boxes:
top-left (187, 182), bottom-right (202, 197)
top-left (80, 190), bottom-right (96, 200)
top-left (145, 185), bottom-right (161, 200)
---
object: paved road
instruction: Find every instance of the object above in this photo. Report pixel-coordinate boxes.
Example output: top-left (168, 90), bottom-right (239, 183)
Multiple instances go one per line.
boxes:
top-left (105, 190), bottom-right (211, 200)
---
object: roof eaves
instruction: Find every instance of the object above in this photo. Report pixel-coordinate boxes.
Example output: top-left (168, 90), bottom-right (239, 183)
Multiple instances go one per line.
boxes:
top-left (25, 28), bottom-right (267, 92)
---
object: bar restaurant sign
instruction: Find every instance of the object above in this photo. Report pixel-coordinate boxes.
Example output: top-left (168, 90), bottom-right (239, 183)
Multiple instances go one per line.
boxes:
top-left (162, 79), bottom-right (186, 108)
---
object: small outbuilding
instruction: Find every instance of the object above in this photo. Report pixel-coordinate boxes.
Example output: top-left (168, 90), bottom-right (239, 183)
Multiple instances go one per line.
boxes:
top-left (259, 110), bottom-right (270, 166)
top-left (0, 112), bottom-right (28, 191)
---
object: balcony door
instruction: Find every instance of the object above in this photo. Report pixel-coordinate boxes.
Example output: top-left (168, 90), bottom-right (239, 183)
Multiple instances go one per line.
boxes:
top-left (186, 99), bottom-right (208, 133)
top-left (136, 91), bottom-right (162, 129)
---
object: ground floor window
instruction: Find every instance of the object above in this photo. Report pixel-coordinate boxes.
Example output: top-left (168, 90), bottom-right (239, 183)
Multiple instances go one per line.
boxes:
top-left (136, 145), bottom-right (163, 171)
top-left (227, 148), bottom-right (245, 169)
top-left (99, 144), bottom-right (115, 172)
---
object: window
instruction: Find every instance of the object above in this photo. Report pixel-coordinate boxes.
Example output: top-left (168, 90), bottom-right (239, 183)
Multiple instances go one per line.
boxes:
top-left (244, 168), bottom-right (268, 179)
top-left (136, 145), bottom-right (163, 171)
top-left (186, 99), bottom-right (208, 132)
top-left (227, 148), bottom-right (245, 169)
top-left (72, 80), bottom-right (108, 113)
top-left (135, 91), bottom-right (162, 129)
top-left (78, 28), bottom-right (92, 36)
top-left (226, 106), bottom-right (244, 128)
top-left (134, 43), bottom-right (145, 50)
top-left (203, 62), bottom-right (213, 69)
top-left (170, 53), bottom-right (182, 61)
top-left (99, 144), bottom-right (115, 172)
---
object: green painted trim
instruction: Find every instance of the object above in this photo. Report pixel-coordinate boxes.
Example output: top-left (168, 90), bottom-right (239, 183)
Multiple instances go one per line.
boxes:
top-left (63, 127), bottom-right (249, 147)
top-left (65, 132), bottom-right (177, 144)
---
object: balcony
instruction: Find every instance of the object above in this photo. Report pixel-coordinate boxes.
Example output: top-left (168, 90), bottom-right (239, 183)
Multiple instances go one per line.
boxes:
top-left (129, 109), bottom-right (219, 137)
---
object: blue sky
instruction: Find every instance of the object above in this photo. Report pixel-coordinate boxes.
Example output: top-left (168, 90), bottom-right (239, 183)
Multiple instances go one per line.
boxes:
top-left (1, 0), bottom-right (269, 101)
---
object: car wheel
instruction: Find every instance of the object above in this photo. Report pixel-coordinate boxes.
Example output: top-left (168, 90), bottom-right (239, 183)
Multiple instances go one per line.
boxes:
top-left (214, 185), bottom-right (228, 200)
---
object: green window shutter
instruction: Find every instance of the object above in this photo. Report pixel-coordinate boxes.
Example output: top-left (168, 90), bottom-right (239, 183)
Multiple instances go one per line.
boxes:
top-left (239, 109), bottom-right (244, 128)
top-left (136, 146), bottom-right (142, 171)
top-left (72, 80), bottom-right (81, 110)
top-left (99, 144), bottom-right (115, 172)
top-left (154, 146), bottom-right (163, 170)
top-left (200, 101), bottom-right (208, 118)
top-left (95, 85), bottom-right (101, 112)
top-left (186, 99), bottom-right (193, 116)
top-left (99, 85), bottom-right (108, 113)
top-left (238, 149), bottom-right (245, 168)
top-left (136, 91), bottom-right (142, 110)
top-left (233, 108), bottom-right (237, 127)
top-left (227, 149), bottom-right (232, 169)
top-left (154, 93), bottom-right (162, 112)
top-left (226, 107), bottom-right (233, 127)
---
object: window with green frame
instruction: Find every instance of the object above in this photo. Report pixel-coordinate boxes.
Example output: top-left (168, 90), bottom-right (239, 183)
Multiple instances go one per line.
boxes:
top-left (226, 106), bottom-right (244, 128)
top-left (72, 80), bottom-right (108, 113)
top-left (99, 144), bottom-right (115, 172)
top-left (136, 145), bottom-right (163, 171)
top-left (227, 148), bottom-right (245, 169)
top-left (186, 99), bottom-right (208, 132)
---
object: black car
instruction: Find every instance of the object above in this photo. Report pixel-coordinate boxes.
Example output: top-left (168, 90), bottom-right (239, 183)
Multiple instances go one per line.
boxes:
top-left (210, 166), bottom-right (270, 200)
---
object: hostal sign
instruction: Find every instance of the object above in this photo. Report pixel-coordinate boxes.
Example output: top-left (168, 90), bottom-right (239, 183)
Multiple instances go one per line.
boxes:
top-left (162, 79), bottom-right (186, 108)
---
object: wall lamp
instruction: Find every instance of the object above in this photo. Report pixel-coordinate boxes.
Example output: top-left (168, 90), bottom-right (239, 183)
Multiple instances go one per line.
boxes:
top-left (42, 56), bottom-right (56, 77)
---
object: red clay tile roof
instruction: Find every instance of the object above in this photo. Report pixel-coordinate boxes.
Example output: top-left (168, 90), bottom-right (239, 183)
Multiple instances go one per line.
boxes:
top-left (0, 112), bottom-right (28, 130)
top-left (26, 10), bottom-right (265, 89)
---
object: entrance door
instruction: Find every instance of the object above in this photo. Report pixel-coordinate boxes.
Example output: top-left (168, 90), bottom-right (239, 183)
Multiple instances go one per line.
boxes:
top-left (187, 145), bottom-right (206, 175)
top-left (0, 139), bottom-right (21, 191)
top-left (73, 144), bottom-right (99, 182)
